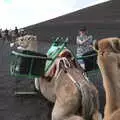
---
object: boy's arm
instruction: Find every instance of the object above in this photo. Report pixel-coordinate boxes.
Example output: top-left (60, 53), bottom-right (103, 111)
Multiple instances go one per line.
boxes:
top-left (77, 35), bottom-right (93, 45)
top-left (76, 36), bottom-right (87, 45)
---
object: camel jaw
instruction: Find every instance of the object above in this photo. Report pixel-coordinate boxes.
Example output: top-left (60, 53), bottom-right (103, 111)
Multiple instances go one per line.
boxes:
top-left (17, 46), bottom-right (25, 50)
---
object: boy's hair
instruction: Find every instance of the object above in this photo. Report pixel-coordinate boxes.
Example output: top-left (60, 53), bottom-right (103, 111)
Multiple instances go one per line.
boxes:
top-left (79, 26), bottom-right (87, 32)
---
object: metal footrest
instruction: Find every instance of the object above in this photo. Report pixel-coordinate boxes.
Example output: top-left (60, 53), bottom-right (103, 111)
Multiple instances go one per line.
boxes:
top-left (14, 91), bottom-right (38, 95)
top-left (14, 78), bottom-right (39, 96)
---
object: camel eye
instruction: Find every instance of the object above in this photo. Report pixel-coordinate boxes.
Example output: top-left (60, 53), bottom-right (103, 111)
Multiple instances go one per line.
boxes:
top-left (28, 37), bottom-right (31, 40)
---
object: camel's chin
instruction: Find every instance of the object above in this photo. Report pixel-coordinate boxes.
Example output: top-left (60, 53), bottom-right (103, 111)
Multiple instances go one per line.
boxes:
top-left (17, 46), bottom-right (25, 50)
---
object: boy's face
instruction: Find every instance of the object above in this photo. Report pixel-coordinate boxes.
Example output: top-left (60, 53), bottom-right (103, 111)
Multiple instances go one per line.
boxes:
top-left (79, 31), bottom-right (86, 35)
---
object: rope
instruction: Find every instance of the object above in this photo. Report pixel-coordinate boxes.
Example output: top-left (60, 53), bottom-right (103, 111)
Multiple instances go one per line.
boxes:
top-left (77, 53), bottom-right (97, 59)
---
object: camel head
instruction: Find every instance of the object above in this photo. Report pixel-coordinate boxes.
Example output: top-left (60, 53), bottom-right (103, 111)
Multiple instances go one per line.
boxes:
top-left (93, 37), bottom-right (120, 74)
top-left (10, 35), bottom-right (37, 51)
top-left (93, 37), bottom-right (120, 54)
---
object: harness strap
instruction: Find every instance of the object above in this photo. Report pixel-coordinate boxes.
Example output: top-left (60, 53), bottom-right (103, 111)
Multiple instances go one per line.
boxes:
top-left (54, 57), bottom-right (70, 78)
top-left (66, 68), bottom-right (96, 120)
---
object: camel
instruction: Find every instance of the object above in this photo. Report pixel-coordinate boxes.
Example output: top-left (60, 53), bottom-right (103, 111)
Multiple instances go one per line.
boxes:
top-left (93, 37), bottom-right (120, 120)
top-left (10, 35), bottom-right (101, 120)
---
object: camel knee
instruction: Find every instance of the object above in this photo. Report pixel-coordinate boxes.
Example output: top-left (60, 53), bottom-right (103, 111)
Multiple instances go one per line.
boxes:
top-left (34, 78), bottom-right (40, 91)
top-left (52, 112), bottom-right (84, 120)
top-left (52, 111), bottom-right (63, 120)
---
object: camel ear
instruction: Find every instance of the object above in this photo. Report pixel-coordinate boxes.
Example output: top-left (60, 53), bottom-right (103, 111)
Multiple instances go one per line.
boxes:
top-left (93, 40), bottom-right (99, 51)
top-left (110, 38), bottom-right (120, 52)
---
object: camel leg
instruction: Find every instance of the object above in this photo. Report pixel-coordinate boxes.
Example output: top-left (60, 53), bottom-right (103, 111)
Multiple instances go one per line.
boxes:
top-left (52, 99), bottom-right (84, 120)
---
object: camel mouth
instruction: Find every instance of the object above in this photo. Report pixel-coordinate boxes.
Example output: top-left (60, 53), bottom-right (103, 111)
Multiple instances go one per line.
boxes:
top-left (17, 46), bottom-right (25, 50)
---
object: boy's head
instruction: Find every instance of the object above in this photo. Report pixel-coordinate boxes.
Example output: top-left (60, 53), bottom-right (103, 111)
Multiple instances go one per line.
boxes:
top-left (78, 26), bottom-right (87, 34)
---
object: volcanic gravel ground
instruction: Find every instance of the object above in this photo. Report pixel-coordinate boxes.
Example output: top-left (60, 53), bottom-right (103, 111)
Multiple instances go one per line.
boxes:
top-left (0, 40), bottom-right (53, 120)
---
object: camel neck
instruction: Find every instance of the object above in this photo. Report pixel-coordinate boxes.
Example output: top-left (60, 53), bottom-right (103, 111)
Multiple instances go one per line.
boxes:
top-left (102, 74), bottom-right (119, 114)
